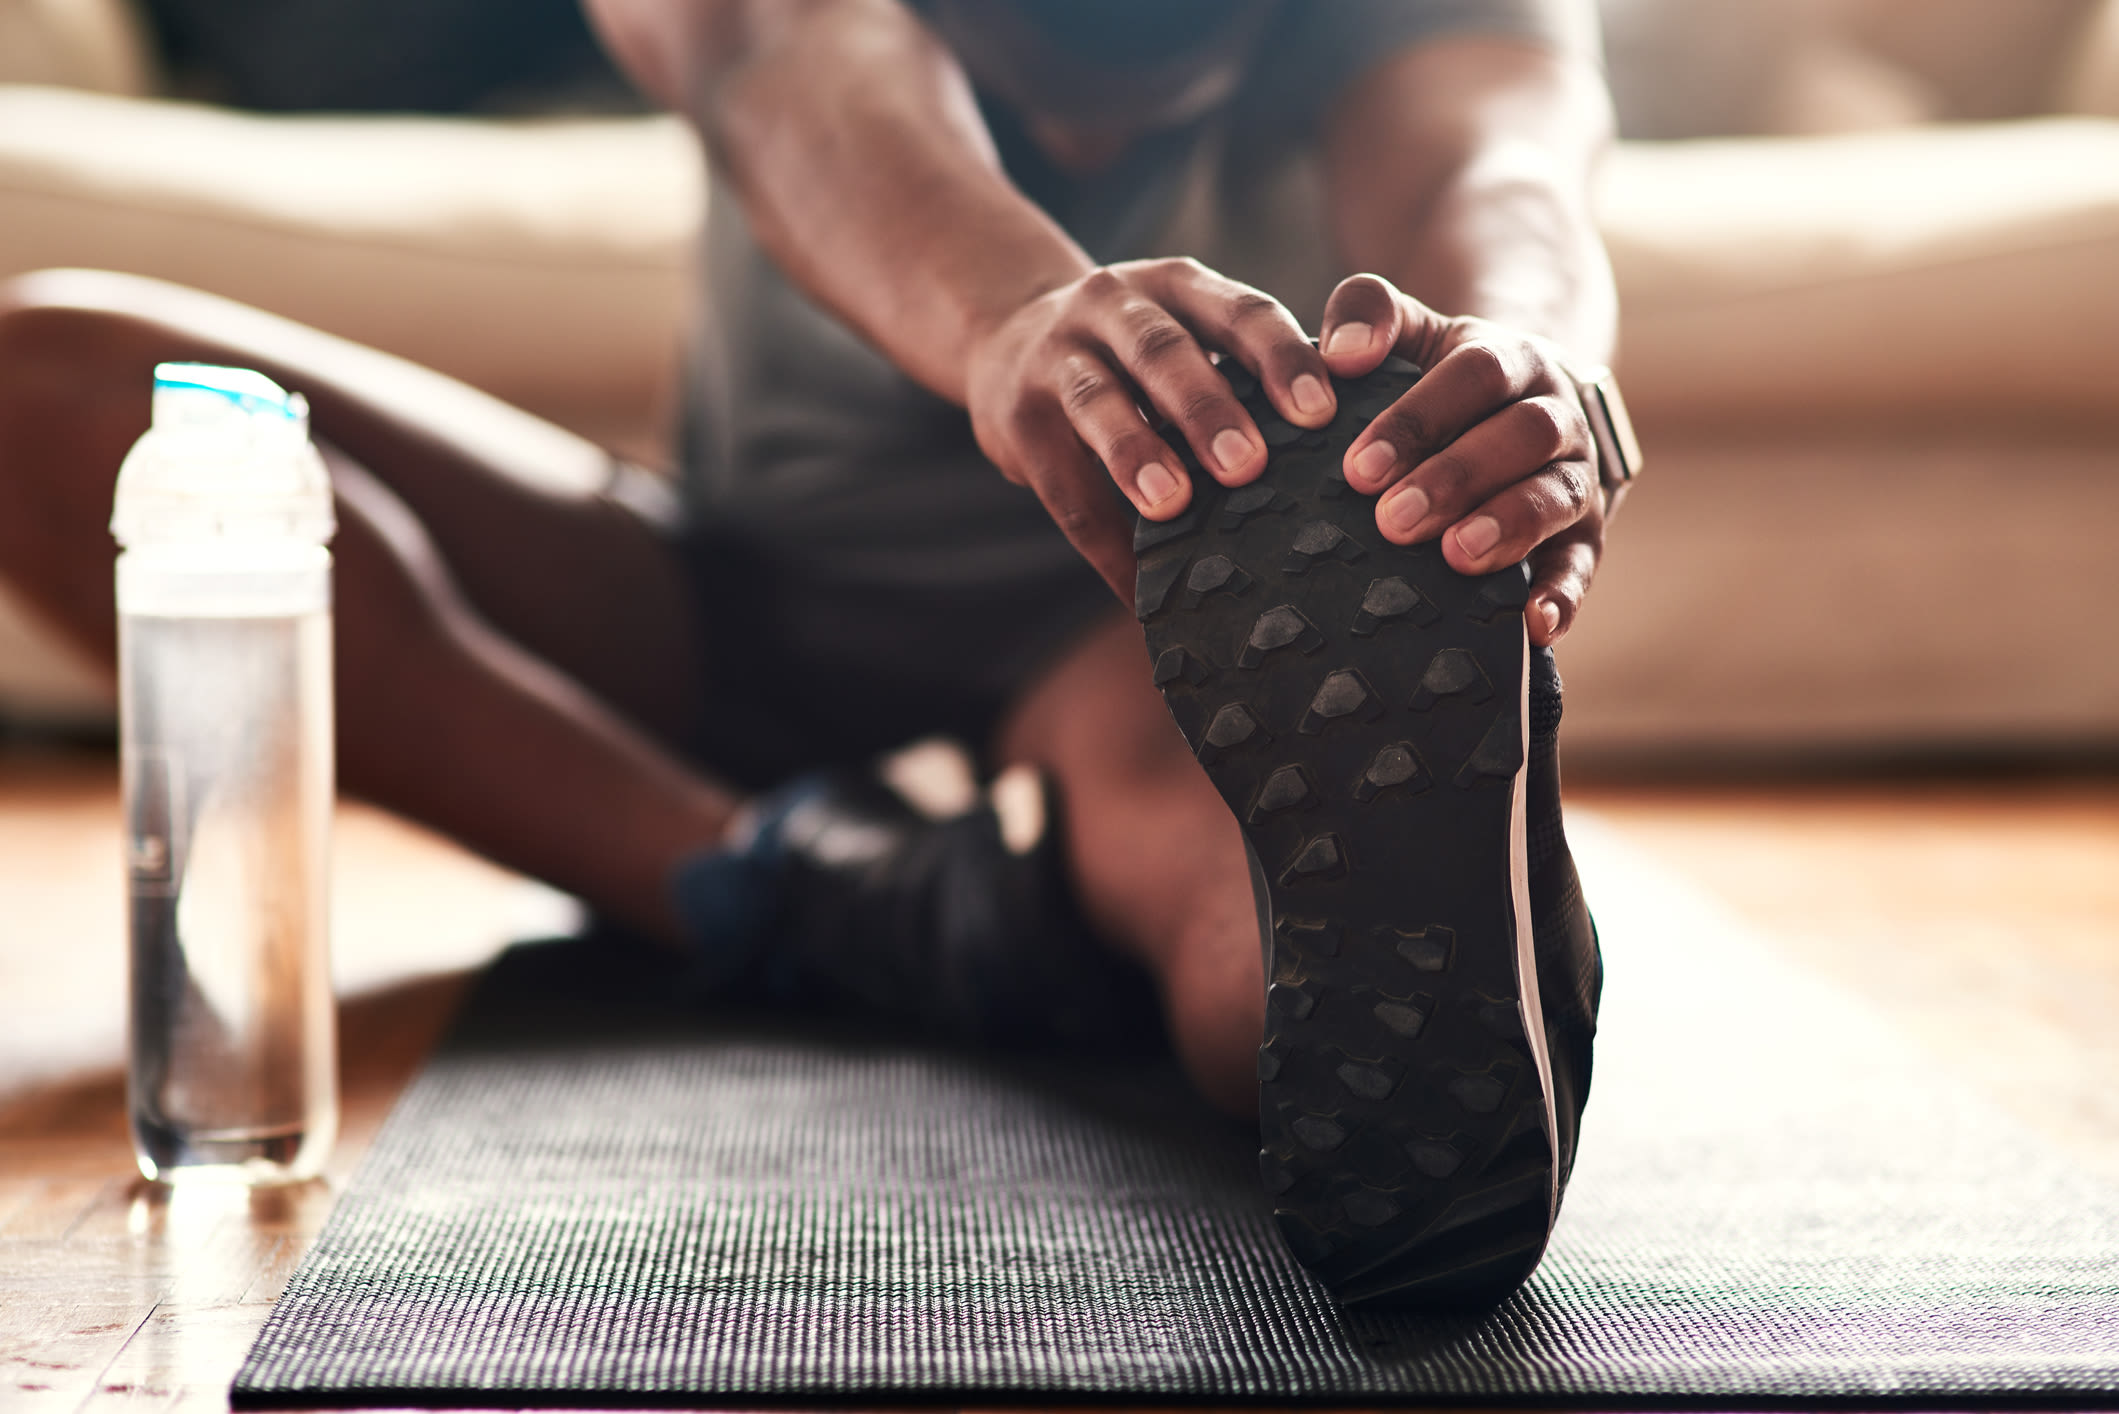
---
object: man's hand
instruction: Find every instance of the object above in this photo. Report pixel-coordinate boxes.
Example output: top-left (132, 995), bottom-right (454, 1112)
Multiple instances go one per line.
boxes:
top-left (965, 257), bottom-right (1338, 600)
top-left (1318, 273), bottom-right (1608, 649)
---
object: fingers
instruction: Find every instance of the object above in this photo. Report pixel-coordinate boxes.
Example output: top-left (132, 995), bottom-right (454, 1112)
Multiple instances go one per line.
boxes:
top-left (1525, 519), bottom-right (1601, 647)
top-left (1047, 347), bottom-right (1194, 518)
top-left (1371, 394), bottom-right (1589, 543)
top-left (1078, 284), bottom-right (1267, 488)
top-left (1088, 261), bottom-right (1336, 492)
top-left (1317, 273), bottom-right (1404, 377)
top-left (1434, 454), bottom-right (1598, 586)
top-left (1345, 335), bottom-right (1546, 497)
top-left (1147, 260), bottom-right (1337, 432)
top-left (1310, 272), bottom-right (1608, 645)
top-left (1023, 424), bottom-right (1140, 603)
top-left (1010, 262), bottom-right (1334, 517)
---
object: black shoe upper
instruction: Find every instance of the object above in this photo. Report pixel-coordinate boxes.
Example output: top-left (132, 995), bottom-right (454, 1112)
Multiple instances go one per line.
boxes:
top-left (678, 767), bottom-right (1165, 1054)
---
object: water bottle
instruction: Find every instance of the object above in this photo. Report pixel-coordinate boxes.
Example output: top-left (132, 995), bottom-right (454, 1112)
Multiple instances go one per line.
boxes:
top-left (113, 363), bottom-right (338, 1185)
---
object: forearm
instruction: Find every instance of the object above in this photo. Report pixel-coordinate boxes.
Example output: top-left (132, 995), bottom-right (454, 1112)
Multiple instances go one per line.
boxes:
top-left (586, 0), bottom-right (1090, 403)
top-left (1326, 36), bottom-right (1617, 364)
top-left (589, 0), bottom-right (1352, 598)
top-left (1390, 139), bottom-right (1615, 362)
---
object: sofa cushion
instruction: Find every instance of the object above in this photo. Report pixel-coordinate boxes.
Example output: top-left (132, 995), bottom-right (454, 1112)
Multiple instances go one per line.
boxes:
top-left (1600, 118), bottom-right (2119, 423)
top-left (0, 84), bottom-right (700, 446)
top-left (1560, 428), bottom-right (2119, 757)
top-left (1832, 0), bottom-right (2101, 123)
top-left (1599, 0), bottom-right (2099, 138)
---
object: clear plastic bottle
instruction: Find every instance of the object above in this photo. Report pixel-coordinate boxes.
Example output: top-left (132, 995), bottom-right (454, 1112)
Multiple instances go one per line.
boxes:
top-left (112, 363), bottom-right (338, 1185)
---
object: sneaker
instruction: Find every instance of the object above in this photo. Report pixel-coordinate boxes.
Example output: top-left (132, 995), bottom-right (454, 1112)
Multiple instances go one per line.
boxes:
top-left (1135, 357), bottom-right (1599, 1307)
top-left (671, 763), bottom-right (1164, 1053)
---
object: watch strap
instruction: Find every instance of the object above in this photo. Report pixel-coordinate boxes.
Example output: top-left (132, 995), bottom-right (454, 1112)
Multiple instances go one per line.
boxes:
top-left (1572, 366), bottom-right (1643, 493)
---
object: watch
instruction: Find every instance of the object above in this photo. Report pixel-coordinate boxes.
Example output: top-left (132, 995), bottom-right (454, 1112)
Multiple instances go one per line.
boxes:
top-left (1569, 365), bottom-right (1643, 499)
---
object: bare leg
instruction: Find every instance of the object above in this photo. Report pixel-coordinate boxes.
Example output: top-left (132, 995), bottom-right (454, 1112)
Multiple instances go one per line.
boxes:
top-left (0, 269), bottom-right (1262, 1085)
top-left (0, 270), bottom-right (737, 941)
top-left (992, 612), bottom-right (1261, 1116)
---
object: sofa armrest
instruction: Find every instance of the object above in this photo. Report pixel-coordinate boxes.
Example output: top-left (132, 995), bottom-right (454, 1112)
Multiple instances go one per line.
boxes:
top-left (1601, 120), bottom-right (2119, 426)
top-left (0, 85), bottom-right (703, 452)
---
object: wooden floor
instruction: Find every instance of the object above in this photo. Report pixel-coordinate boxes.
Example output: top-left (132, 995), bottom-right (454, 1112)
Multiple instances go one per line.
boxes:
top-left (2, 745), bottom-right (2115, 1413)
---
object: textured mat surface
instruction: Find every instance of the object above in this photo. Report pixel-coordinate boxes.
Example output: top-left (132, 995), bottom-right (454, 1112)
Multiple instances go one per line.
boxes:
top-left (235, 825), bottom-right (2119, 1406)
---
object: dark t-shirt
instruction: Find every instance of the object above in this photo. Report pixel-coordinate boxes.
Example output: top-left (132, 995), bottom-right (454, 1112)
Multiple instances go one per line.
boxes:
top-left (679, 0), bottom-right (1582, 712)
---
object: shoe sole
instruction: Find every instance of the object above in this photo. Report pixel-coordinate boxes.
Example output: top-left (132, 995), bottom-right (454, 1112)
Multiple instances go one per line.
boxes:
top-left (1135, 360), bottom-right (1558, 1308)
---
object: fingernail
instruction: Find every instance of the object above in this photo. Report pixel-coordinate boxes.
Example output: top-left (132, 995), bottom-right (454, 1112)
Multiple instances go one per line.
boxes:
top-left (1291, 373), bottom-right (1331, 419)
top-left (1536, 599), bottom-right (1562, 638)
top-left (1456, 515), bottom-right (1501, 558)
top-left (1324, 322), bottom-right (1373, 357)
top-left (1382, 484), bottom-right (1430, 535)
top-left (1211, 428), bottom-right (1256, 476)
top-left (1350, 439), bottom-right (1397, 486)
top-left (1137, 461), bottom-right (1180, 507)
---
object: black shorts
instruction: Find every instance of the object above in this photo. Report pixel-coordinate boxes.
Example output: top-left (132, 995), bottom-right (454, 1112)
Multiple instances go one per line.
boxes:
top-left (668, 478), bottom-right (1120, 793)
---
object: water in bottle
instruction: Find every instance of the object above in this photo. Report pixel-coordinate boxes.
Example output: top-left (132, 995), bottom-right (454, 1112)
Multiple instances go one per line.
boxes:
top-left (113, 363), bottom-right (338, 1185)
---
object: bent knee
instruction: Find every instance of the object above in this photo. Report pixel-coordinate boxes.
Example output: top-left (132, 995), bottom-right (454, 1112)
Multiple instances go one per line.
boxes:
top-left (0, 272), bottom-right (201, 398)
top-left (0, 275), bottom-right (184, 461)
top-left (0, 271), bottom-right (314, 427)
top-left (0, 281), bottom-right (173, 521)
top-left (1, 267), bottom-right (237, 339)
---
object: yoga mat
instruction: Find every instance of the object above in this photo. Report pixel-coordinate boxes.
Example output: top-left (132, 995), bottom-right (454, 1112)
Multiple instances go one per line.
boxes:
top-left (235, 823), bottom-right (2119, 1406)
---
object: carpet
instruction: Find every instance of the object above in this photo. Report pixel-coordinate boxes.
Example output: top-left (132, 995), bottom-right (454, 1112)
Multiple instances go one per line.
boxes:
top-left (233, 822), bottom-right (2119, 1406)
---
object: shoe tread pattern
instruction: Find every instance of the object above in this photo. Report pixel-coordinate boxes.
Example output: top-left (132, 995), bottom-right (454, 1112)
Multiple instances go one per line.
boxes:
top-left (1137, 361), bottom-right (1554, 1308)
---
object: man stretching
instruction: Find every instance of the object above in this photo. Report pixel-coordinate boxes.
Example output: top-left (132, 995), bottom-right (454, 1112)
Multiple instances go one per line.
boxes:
top-left (0, 0), bottom-right (1628, 1305)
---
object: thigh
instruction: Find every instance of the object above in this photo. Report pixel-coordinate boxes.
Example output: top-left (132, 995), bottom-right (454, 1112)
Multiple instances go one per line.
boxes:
top-left (990, 608), bottom-right (1250, 956)
top-left (992, 610), bottom-right (1264, 1113)
top-left (0, 269), bottom-right (707, 750)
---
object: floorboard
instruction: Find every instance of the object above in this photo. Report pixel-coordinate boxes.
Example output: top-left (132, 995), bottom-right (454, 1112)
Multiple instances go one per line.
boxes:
top-left (2, 747), bottom-right (2113, 1412)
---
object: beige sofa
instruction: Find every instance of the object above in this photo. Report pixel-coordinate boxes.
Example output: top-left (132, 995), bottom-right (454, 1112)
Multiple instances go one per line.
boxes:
top-left (3, 0), bottom-right (2116, 761)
